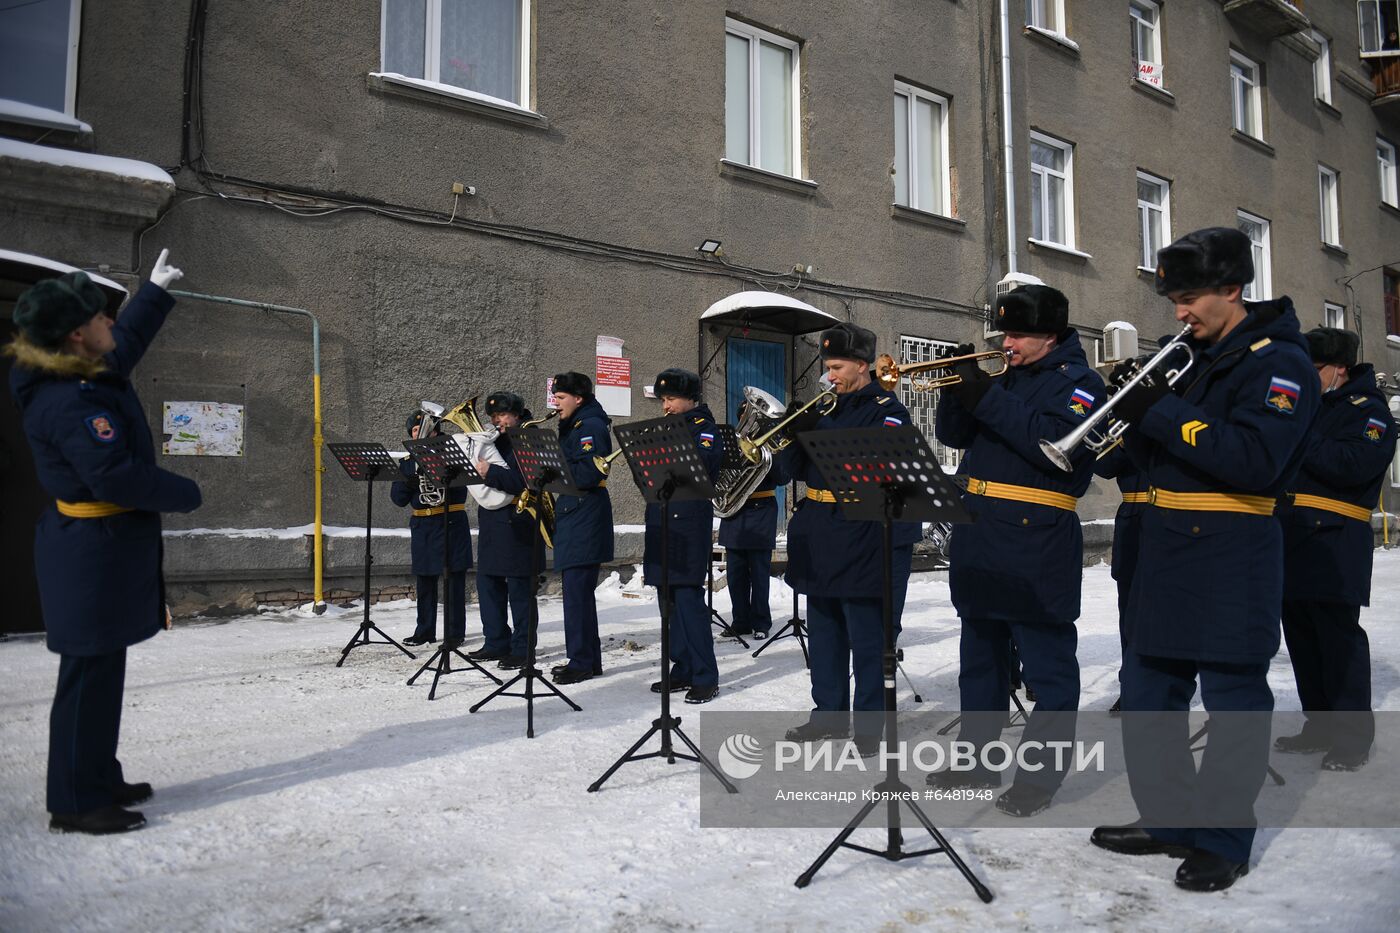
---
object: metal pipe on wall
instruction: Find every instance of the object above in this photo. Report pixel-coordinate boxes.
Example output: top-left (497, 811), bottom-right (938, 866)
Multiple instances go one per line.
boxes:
top-left (999, 0), bottom-right (1018, 275)
top-left (168, 290), bottom-right (326, 613)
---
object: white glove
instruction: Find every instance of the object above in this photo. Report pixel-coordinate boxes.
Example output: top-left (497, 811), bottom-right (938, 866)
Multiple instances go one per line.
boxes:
top-left (150, 248), bottom-right (184, 289)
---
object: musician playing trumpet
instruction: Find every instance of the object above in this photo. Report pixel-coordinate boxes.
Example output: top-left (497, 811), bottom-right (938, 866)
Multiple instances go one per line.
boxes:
top-left (778, 323), bottom-right (921, 753)
top-left (469, 392), bottom-right (539, 670)
top-left (393, 405), bottom-right (471, 649)
top-left (930, 283), bottom-right (1105, 819)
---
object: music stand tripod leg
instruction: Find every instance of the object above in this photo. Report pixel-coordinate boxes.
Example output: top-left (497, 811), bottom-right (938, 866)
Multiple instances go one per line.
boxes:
top-left (337, 462), bottom-right (416, 666)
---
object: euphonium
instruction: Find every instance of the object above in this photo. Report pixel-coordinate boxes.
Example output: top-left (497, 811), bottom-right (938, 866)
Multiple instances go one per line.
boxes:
top-left (735, 388), bottom-right (837, 465)
top-left (442, 395), bottom-right (515, 509)
top-left (713, 386), bottom-right (786, 519)
top-left (513, 409), bottom-right (559, 548)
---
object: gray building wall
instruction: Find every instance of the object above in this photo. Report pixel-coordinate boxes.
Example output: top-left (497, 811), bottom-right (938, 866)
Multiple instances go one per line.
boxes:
top-left (3, 1), bottom-right (1398, 610)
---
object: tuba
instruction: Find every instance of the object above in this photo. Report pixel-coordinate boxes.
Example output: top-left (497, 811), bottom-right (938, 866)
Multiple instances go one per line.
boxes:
top-left (441, 396), bottom-right (516, 509)
top-left (512, 409), bottom-right (559, 548)
top-left (713, 386), bottom-right (786, 518)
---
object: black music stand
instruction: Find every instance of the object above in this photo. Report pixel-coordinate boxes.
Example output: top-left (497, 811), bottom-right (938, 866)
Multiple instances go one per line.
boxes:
top-left (329, 443), bottom-right (418, 666)
top-left (588, 416), bottom-right (736, 794)
top-left (470, 427), bottom-right (583, 736)
top-left (790, 426), bottom-right (990, 902)
top-left (402, 436), bottom-right (503, 700)
top-left (709, 423), bottom-right (749, 648)
top-left (1189, 721), bottom-right (1286, 787)
top-left (751, 457), bottom-right (807, 663)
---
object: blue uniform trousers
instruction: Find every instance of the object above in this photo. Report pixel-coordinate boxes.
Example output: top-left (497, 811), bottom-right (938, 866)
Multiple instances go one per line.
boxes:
top-left (1121, 651), bottom-right (1273, 864)
top-left (726, 548), bottom-right (772, 634)
top-left (414, 571), bottom-right (466, 641)
top-left (1281, 599), bottom-right (1374, 757)
top-left (48, 649), bottom-right (128, 815)
top-left (477, 572), bottom-right (532, 656)
top-left (562, 565), bottom-right (602, 673)
top-left (667, 585), bottom-right (718, 688)
top-left (957, 617), bottom-right (1080, 792)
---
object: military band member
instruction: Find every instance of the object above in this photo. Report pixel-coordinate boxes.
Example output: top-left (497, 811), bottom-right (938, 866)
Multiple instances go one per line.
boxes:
top-left (549, 372), bottom-right (614, 684)
top-left (393, 408), bottom-right (471, 649)
top-left (470, 391), bottom-right (539, 669)
top-left (1092, 227), bottom-right (1318, 892)
top-left (779, 323), bottom-right (921, 752)
top-left (717, 460), bottom-right (783, 639)
top-left (931, 284), bottom-right (1106, 818)
top-left (1275, 328), bottom-right (1397, 771)
top-left (645, 369), bottom-right (725, 704)
top-left (1093, 446), bottom-right (1149, 714)
top-left (7, 252), bottom-right (201, 834)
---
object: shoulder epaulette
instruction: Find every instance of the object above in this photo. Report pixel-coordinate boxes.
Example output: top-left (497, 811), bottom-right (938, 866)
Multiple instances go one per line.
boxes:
top-left (1349, 395), bottom-right (1367, 406)
top-left (1249, 338), bottom-right (1272, 352)
top-left (875, 394), bottom-right (892, 405)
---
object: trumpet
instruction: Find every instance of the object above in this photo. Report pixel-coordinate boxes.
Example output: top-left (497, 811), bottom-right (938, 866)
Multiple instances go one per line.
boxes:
top-left (875, 349), bottom-right (1010, 393)
top-left (735, 389), bottom-right (838, 465)
top-left (1039, 324), bottom-right (1195, 472)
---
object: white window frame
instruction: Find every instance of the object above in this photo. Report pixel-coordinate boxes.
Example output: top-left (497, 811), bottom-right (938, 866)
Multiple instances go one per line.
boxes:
top-left (724, 18), bottom-right (803, 180)
top-left (1310, 30), bottom-right (1333, 105)
top-left (1237, 210), bottom-right (1272, 302)
top-left (1230, 51), bottom-right (1263, 140)
top-left (893, 82), bottom-right (952, 217)
top-left (0, 0), bottom-right (82, 123)
top-left (897, 335), bottom-right (962, 471)
top-left (1027, 0), bottom-right (1066, 36)
top-left (1029, 131), bottom-right (1076, 250)
top-left (1136, 171), bottom-right (1171, 272)
top-left (1379, 137), bottom-right (1399, 208)
top-left (1358, 0), bottom-right (1400, 58)
top-left (1130, 0), bottom-right (1163, 85)
top-left (1324, 302), bottom-right (1346, 329)
top-left (1319, 165), bottom-right (1342, 247)
top-left (377, 0), bottom-right (532, 111)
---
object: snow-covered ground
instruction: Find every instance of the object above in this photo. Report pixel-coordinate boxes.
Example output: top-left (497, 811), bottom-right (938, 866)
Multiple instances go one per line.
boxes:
top-left (2, 554), bottom-right (1398, 932)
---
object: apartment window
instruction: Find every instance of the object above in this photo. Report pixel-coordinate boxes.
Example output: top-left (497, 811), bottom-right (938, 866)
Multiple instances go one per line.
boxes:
top-left (1380, 138), bottom-right (1399, 208)
top-left (0, 0), bottom-right (79, 117)
top-left (893, 83), bottom-right (951, 216)
top-left (1319, 165), bottom-right (1342, 247)
top-left (1324, 302), bottom-right (1346, 329)
top-left (1385, 269), bottom-right (1400, 337)
top-left (1310, 30), bottom-right (1333, 105)
top-left (1358, 1), bottom-right (1400, 57)
top-left (725, 19), bottom-right (801, 178)
top-left (1136, 172), bottom-right (1171, 271)
top-left (1130, 1), bottom-right (1163, 87)
top-left (1029, 133), bottom-right (1075, 248)
top-left (1237, 211), bottom-right (1272, 301)
top-left (897, 336), bottom-right (961, 471)
top-left (381, 0), bottom-right (530, 107)
top-left (1027, 0), bottom-right (1066, 35)
top-left (1230, 52), bottom-right (1263, 139)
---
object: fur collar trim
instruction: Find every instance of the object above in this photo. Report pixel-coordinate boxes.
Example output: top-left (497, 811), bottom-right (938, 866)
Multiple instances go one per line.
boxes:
top-left (2, 333), bottom-right (107, 379)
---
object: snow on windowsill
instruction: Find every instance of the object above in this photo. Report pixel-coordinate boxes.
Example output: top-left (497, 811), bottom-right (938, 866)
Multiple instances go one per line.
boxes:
top-left (367, 72), bottom-right (545, 125)
top-left (1024, 25), bottom-right (1080, 54)
top-left (0, 136), bottom-right (173, 185)
top-left (1027, 237), bottom-right (1093, 261)
top-left (0, 98), bottom-right (91, 134)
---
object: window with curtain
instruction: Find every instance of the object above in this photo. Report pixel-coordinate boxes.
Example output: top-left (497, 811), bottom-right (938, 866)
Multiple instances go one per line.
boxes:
top-left (381, 0), bottom-right (528, 107)
top-left (725, 19), bottom-right (801, 178)
top-left (1136, 172), bottom-right (1170, 271)
top-left (1030, 133), bottom-right (1074, 247)
top-left (1379, 138), bottom-right (1398, 208)
top-left (893, 83), bottom-right (951, 216)
top-left (1130, 0), bottom-right (1162, 87)
top-left (1319, 165), bottom-right (1342, 247)
top-left (1237, 211), bottom-right (1272, 301)
top-left (1230, 52), bottom-right (1263, 139)
top-left (0, 0), bottom-right (80, 117)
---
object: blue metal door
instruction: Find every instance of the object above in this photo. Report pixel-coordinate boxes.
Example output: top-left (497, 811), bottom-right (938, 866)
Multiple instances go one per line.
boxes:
top-left (726, 338), bottom-right (787, 519)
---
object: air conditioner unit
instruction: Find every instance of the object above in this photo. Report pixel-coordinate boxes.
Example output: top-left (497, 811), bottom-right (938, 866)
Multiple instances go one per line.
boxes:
top-left (986, 272), bottom-right (1045, 336)
top-left (1100, 321), bottom-right (1139, 365)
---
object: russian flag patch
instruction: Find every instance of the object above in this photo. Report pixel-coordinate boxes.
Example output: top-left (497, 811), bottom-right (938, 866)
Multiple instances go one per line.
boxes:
top-left (699, 431), bottom-right (715, 447)
top-left (1365, 417), bottom-right (1386, 442)
top-left (883, 416), bottom-right (903, 427)
top-left (1265, 376), bottom-right (1301, 414)
top-left (1068, 388), bottom-right (1096, 417)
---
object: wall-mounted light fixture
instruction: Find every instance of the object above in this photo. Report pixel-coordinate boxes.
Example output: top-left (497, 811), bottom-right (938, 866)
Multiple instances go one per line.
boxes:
top-left (696, 239), bottom-right (723, 259)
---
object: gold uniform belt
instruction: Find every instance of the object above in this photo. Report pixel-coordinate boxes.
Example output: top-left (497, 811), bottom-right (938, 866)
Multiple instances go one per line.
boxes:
top-left (56, 499), bottom-right (133, 518)
top-left (412, 503), bottom-right (468, 517)
top-left (806, 488), bottom-right (838, 503)
top-left (1146, 487), bottom-right (1275, 516)
top-left (1121, 492), bottom-right (1150, 504)
top-left (748, 490), bottom-right (776, 501)
top-left (960, 477), bottom-right (1078, 512)
top-left (1288, 493), bottom-right (1373, 523)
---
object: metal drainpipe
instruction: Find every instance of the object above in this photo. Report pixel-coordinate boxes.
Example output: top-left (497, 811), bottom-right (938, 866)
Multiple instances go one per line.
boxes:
top-left (1000, 0), bottom-right (1018, 275)
top-left (168, 290), bottom-right (327, 614)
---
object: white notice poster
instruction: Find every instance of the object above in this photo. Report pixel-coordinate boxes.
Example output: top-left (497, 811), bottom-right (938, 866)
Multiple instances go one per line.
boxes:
top-left (163, 401), bottom-right (245, 456)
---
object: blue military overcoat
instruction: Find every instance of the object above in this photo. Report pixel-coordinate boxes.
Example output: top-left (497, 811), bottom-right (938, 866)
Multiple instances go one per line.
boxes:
top-left (643, 404), bottom-right (724, 587)
top-left (935, 329), bottom-right (1106, 624)
top-left (780, 381), bottom-right (923, 598)
top-left (552, 397), bottom-right (614, 570)
top-left (1094, 444), bottom-right (1149, 589)
top-left (1279, 365), bottom-right (1396, 606)
top-left (391, 458), bottom-right (472, 576)
top-left (475, 432), bottom-right (539, 577)
top-left (8, 283), bottom-right (202, 656)
top-left (1125, 298), bottom-right (1319, 663)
